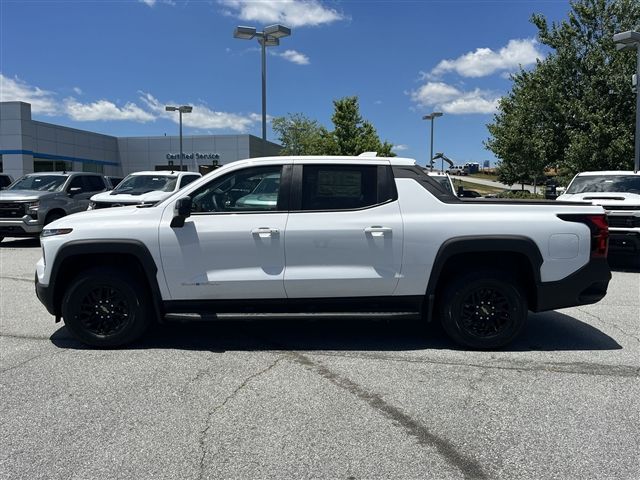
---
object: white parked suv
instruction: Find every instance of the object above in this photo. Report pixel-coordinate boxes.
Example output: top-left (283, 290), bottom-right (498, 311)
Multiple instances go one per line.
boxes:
top-left (88, 170), bottom-right (201, 210)
top-left (557, 171), bottom-right (640, 261)
top-left (36, 156), bottom-right (611, 349)
top-left (446, 165), bottom-right (469, 176)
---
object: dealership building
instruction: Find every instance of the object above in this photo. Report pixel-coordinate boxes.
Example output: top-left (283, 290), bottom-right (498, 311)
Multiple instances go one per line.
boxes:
top-left (0, 101), bottom-right (281, 180)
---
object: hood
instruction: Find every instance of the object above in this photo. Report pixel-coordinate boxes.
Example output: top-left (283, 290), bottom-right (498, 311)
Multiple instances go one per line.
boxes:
top-left (47, 203), bottom-right (156, 231)
top-left (90, 190), bottom-right (171, 204)
top-left (0, 190), bottom-right (57, 202)
top-left (557, 192), bottom-right (640, 207)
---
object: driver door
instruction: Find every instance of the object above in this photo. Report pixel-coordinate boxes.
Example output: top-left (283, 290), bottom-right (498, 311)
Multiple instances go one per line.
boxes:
top-left (159, 162), bottom-right (291, 300)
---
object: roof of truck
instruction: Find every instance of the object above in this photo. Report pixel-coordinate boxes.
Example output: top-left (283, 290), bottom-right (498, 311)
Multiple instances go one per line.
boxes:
top-left (575, 171), bottom-right (639, 176)
top-left (242, 155), bottom-right (417, 166)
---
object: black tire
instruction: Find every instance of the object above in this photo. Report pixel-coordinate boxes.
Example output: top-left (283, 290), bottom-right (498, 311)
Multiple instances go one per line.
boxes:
top-left (45, 211), bottom-right (64, 226)
top-left (61, 267), bottom-right (151, 347)
top-left (439, 270), bottom-right (527, 349)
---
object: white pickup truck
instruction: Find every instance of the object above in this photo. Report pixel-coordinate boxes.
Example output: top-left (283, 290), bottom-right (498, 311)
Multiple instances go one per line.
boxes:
top-left (35, 156), bottom-right (611, 349)
top-left (557, 170), bottom-right (640, 263)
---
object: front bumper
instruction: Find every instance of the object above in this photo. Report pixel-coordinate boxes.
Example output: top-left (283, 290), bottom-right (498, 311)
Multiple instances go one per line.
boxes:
top-left (35, 273), bottom-right (56, 316)
top-left (0, 217), bottom-right (43, 237)
top-left (608, 230), bottom-right (640, 255)
top-left (534, 258), bottom-right (611, 312)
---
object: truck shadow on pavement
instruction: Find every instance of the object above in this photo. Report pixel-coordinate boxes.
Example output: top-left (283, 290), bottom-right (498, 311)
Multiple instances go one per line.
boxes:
top-left (0, 238), bottom-right (40, 248)
top-left (607, 254), bottom-right (640, 273)
top-left (50, 310), bottom-right (621, 352)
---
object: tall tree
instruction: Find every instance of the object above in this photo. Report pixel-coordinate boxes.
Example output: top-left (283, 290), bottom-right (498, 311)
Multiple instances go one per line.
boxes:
top-left (271, 113), bottom-right (332, 155)
top-left (272, 96), bottom-right (395, 157)
top-left (487, 0), bottom-right (640, 182)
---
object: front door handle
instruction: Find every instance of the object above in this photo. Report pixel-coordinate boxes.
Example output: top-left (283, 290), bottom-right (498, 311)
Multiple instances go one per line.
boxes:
top-left (251, 227), bottom-right (279, 238)
top-left (364, 226), bottom-right (392, 237)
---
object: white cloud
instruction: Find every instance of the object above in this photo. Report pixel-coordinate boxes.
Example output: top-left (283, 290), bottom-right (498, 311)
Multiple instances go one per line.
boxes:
top-left (72, 86), bottom-right (83, 95)
top-left (374, 100), bottom-right (382, 105)
top-left (139, 92), bottom-right (259, 132)
top-left (138, 0), bottom-right (175, 6)
top-left (409, 81), bottom-right (499, 115)
top-left (410, 81), bottom-right (461, 105)
top-left (430, 38), bottom-right (544, 78)
top-left (219, 0), bottom-right (345, 27)
top-left (64, 98), bottom-right (155, 122)
top-left (274, 49), bottom-right (310, 65)
top-left (392, 144), bottom-right (408, 152)
top-left (440, 93), bottom-right (499, 115)
top-left (1, 72), bottom-right (259, 130)
top-left (0, 73), bottom-right (58, 115)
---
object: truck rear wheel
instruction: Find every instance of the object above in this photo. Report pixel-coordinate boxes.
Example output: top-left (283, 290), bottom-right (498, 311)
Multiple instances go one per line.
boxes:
top-left (439, 270), bottom-right (527, 349)
top-left (61, 267), bottom-right (151, 347)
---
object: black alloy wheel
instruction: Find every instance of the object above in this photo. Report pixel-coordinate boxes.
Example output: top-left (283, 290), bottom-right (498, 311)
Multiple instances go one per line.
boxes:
top-left (77, 284), bottom-right (132, 337)
top-left (459, 287), bottom-right (512, 338)
top-left (62, 267), bottom-right (151, 347)
top-left (439, 270), bottom-right (527, 349)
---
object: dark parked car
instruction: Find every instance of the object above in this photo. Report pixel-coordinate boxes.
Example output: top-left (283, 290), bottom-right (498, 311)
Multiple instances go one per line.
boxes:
top-left (459, 189), bottom-right (482, 198)
top-left (0, 173), bottom-right (13, 190)
top-left (106, 176), bottom-right (124, 189)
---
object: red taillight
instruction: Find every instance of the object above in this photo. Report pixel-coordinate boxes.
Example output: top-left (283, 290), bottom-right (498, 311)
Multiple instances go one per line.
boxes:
top-left (558, 214), bottom-right (609, 258)
top-left (586, 214), bottom-right (609, 258)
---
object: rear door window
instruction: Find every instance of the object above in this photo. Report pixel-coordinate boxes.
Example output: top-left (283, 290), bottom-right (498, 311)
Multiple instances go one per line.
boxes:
top-left (299, 165), bottom-right (395, 211)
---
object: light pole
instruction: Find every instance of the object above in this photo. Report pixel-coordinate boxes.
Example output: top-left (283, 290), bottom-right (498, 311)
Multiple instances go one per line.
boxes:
top-left (165, 105), bottom-right (192, 171)
top-left (233, 24), bottom-right (291, 148)
top-left (614, 30), bottom-right (640, 173)
top-left (422, 112), bottom-right (443, 171)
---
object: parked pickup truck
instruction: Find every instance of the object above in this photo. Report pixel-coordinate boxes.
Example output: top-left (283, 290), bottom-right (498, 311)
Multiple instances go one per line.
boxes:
top-left (35, 156), bottom-right (611, 349)
top-left (557, 171), bottom-right (640, 263)
top-left (0, 172), bottom-right (107, 242)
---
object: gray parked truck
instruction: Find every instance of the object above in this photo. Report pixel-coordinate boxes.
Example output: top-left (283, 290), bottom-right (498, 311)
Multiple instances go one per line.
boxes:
top-left (0, 172), bottom-right (107, 242)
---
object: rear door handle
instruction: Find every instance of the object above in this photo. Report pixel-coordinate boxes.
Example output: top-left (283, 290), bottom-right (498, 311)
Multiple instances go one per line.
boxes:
top-left (364, 226), bottom-right (392, 237)
top-left (251, 227), bottom-right (279, 238)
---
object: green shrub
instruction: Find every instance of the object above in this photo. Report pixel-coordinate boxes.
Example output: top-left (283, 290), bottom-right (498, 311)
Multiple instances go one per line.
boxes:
top-left (496, 190), bottom-right (544, 199)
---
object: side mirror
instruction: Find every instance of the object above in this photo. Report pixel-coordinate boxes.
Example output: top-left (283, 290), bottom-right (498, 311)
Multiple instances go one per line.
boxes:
top-left (171, 197), bottom-right (192, 228)
top-left (457, 186), bottom-right (464, 197)
top-left (68, 186), bottom-right (82, 196)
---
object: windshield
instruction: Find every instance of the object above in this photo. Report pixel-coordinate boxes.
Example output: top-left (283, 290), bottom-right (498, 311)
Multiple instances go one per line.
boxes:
top-left (251, 176), bottom-right (280, 195)
top-left (566, 175), bottom-right (640, 194)
top-left (113, 174), bottom-right (177, 195)
top-left (9, 175), bottom-right (67, 192)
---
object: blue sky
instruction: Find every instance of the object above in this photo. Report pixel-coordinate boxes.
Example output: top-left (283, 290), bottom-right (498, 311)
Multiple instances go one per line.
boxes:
top-left (0, 0), bottom-right (572, 166)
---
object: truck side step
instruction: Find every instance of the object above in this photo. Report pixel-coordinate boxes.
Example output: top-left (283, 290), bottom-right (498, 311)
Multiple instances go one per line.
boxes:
top-left (163, 311), bottom-right (421, 322)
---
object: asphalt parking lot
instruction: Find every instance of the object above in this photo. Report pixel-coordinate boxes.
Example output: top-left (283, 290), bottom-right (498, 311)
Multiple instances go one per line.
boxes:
top-left (1, 238), bottom-right (639, 480)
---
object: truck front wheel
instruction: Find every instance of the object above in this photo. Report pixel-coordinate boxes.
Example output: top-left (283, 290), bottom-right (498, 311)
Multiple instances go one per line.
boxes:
top-left (439, 270), bottom-right (527, 349)
top-left (61, 267), bottom-right (151, 347)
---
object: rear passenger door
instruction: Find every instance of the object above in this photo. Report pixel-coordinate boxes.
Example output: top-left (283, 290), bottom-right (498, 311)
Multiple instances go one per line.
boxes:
top-left (283, 161), bottom-right (403, 298)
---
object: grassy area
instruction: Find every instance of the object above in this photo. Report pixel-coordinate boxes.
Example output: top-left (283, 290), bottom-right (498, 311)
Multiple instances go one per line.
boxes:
top-left (453, 179), bottom-right (505, 195)
top-left (469, 172), bottom-right (499, 182)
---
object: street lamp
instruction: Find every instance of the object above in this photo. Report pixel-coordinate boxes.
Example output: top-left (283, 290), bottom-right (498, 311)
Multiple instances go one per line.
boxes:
top-left (422, 112), bottom-right (443, 171)
top-left (614, 30), bottom-right (640, 173)
top-left (165, 105), bottom-right (193, 171)
top-left (233, 24), bottom-right (291, 147)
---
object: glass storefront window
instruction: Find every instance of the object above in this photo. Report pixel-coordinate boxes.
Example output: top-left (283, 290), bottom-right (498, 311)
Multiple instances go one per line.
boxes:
top-left (83, 163), bottom-right (104, 174)
top-left (33, 159), bottom-right (72, 173)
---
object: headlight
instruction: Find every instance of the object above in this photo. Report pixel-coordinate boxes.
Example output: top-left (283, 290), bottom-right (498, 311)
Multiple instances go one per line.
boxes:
top-left (41, 228), bottom-right (73, 237)
top-left (87, 201), bottom-right (96, 211)
top-left (26, 201), bottom-right (39, 214)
